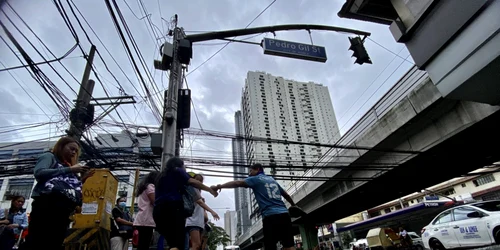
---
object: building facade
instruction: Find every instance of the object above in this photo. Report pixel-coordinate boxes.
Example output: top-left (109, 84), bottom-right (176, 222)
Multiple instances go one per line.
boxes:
top-left (224, 210), bottom-right (238, 245)
top-left (241, 71), bottom-right (340, 222)
top-left (366, 167), bottom-right (500, 218)
top-left (232, 111), bottom-right (252, 238)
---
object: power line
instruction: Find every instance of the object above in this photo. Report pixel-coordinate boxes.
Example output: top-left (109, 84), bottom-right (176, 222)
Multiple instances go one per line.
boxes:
top-left (183, 72), bottom-right (203, 130)
top-left (0, 27), bottom-right (73, 118)
top-left (98, 120), bottom-right (421, 154)
top-left (104, 0), bottom-right (162, 122)
top-left (366, 37), bottom-right (414, 65)
top-left (186, 0), bottom-right (277, 77)
top-left (66, 0), bottom-right (155, 126)
top-left (0, 60), bottom-right (52, 117)
top-left (312, 52), bottom-right (416, 168)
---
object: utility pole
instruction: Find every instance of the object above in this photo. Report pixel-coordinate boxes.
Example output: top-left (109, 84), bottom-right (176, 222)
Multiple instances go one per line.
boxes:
top-left (67, 45), bottom-right (97, 141)
top-left (67, 44), bottom-right (136, 141)
top-left (160, 14), bottom-right (184, 168)
top-left (129, 168), bottom-right (141, 215)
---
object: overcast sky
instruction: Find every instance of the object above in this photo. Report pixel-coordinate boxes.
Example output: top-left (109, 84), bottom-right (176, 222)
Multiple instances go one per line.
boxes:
top-left (0, 0), bottom-right (414, 227)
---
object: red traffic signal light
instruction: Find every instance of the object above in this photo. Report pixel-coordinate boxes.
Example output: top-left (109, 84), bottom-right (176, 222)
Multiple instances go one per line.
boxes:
top-left (348, 37), bottom-right (372, 65)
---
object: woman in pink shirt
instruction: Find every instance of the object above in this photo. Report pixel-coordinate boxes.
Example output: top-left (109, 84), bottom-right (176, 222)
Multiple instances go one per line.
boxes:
top-left (134, 171), bottom-right (160, 250)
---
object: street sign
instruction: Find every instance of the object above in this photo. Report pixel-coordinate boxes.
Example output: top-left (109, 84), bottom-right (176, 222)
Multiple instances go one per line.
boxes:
top-left (261, 38), bottom-right (327, 63)
top-left (425, 195), bottom-right (439, 201)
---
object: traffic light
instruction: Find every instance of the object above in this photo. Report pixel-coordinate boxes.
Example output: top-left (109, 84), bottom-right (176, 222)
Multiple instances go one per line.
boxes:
top-left (177, 89), bottom-right (191, 129)
top-left (348, 36), bottom-right (372, 65)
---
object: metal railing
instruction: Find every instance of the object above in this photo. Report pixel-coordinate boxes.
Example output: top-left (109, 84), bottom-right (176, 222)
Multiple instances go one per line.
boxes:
top-left (288, 65), bottom-right (428, 194)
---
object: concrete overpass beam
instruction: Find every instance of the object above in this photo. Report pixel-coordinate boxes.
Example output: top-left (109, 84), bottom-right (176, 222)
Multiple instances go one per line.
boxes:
top-left (299, 223), bottom-right (319, 250)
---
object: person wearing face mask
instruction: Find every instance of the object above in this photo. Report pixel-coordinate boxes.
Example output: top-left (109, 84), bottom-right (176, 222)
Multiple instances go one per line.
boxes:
top-left (111, 197), bottom-right (134, 250)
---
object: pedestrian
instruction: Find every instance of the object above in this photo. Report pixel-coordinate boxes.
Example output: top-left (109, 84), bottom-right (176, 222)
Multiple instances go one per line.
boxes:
top-left (185, 174), bottom-right (220, 250)
top-left (110, 197), bottom-right (134, 250)
top-left (154, 157), bottom-right (218, 250)
top-left (200, 212), bottom-right (211, 250)
top-left (211, 163), bottom-right (298, 250)
top-left (19, 136), bottom-right (94, 250)
top-left (133, 171), bottom-right (160, 250)
top-left (0, 195), bottom-right (28, 250)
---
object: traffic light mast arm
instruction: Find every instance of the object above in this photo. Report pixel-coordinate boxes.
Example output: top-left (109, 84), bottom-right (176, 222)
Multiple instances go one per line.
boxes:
top-left (184, 24), bottom-right (370, 43)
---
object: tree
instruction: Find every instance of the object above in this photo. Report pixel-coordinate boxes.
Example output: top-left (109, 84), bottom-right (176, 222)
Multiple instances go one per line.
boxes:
top-left (340, 232), bottom-right (353, 249)
top-left (206, 222), bottom-right (231, 250)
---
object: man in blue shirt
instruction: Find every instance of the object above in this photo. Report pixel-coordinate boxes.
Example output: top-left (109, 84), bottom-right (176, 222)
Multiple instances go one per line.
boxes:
top-left (212, 164), bottom-right (297, 250)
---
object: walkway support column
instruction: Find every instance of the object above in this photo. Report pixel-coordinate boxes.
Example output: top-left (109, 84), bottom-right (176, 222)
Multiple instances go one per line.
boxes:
top-left (299, 223), bottom-right (319, 250)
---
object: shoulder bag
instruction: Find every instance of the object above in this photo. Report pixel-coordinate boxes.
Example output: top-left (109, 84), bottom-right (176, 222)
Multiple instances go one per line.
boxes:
top-left (39, 153), bottom-right (83, 207)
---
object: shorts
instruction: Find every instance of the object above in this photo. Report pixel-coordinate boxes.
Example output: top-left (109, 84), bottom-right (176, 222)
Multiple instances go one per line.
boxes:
top-left (153, 201), bottom-right (186, 249)
top-left (263, 213), bottom-right (294, 250)
top-left (186, 226), bottom-right (204, 233)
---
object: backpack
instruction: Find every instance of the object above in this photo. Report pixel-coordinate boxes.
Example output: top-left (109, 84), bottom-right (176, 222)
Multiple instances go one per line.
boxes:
top-left (182, 185), bottom-right (196, 218)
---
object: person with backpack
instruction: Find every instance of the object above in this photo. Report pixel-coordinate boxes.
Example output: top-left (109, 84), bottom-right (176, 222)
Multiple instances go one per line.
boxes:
top-left (19, 137), bottom-right (94, 250)
top-left (185, 175), bottom-right (220, 250)
top-left (211, 164), bottom-right (298, 250)
top-left (154, 157), bottom-right (218, 250)
top-left (111, 197), bottom-right (134, 250)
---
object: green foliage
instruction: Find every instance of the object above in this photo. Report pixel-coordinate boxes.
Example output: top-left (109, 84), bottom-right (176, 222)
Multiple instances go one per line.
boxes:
top-left (340, 232), bottom-right (353, 249)
top-left (207, 222), bottom-right (231, 250)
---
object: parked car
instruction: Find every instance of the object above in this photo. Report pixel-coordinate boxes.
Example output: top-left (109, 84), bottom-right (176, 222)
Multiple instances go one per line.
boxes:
top-left (407, 232), bottom-right (424, 250)
top-left (421, 200), bottom-right (500, 249)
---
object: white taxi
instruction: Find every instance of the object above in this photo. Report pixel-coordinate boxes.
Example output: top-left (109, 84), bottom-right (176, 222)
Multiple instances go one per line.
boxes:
top-left (421, 200), bottom-right (500, 249)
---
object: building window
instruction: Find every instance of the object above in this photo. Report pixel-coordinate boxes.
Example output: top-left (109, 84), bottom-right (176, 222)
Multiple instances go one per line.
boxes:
top-left (4, 178), bottom-right (34, 200)
top-left (443, 188), bottom-right (456, 196)
top-left (0, 150), bottom-right (13, 160)
top-left (116, 175), bottom-right (130, 183)
top-left (473, 174), bottom-right (495, 187)
top-left (461, 183), bottom-right (467, 188)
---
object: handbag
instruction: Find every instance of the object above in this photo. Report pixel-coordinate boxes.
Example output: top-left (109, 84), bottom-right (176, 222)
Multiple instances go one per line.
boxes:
top-left (38, 153), bottom-right (82, 207)
top-left (132, 228), bottom-right (139, 246)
